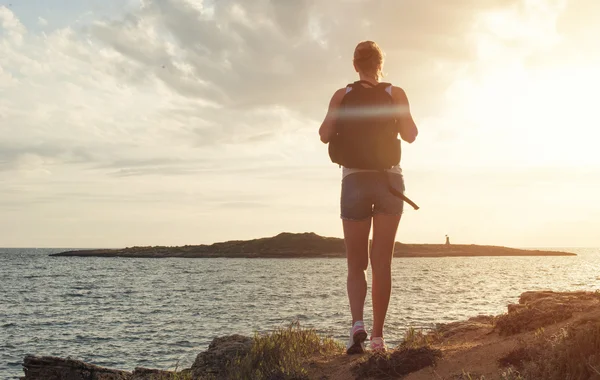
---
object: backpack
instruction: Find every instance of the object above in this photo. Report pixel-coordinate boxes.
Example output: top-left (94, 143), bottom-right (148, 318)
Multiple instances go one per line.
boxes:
top-left (328, 81), bottom-right (420, 211)
top-left (328, 80), bottom-right (401, 170)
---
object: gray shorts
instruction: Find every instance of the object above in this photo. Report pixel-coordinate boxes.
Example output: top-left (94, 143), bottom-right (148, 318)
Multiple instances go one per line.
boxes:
top-left (340, 172), bottom-right (405, 221)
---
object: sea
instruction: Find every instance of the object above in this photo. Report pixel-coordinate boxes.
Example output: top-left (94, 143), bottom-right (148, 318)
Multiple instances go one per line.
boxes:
top-left (1, 247), bottom-right (599, 379)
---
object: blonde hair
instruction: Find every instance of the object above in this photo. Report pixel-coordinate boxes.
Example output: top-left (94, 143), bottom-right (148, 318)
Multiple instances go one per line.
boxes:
top-left (353, 41), bottom-right (385, 80)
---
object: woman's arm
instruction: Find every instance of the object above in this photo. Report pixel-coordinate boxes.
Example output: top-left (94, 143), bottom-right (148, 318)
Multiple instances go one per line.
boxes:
top-left (392, 86), bottom-right (418, 143)
top-left (319, 88), bottom-right (346, 144)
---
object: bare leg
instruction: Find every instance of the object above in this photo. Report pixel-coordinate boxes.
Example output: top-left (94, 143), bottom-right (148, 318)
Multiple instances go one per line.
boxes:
top-left (343, 218), bottom-right (372, 324)
top-left (370, 213), bottom-right (401, 338)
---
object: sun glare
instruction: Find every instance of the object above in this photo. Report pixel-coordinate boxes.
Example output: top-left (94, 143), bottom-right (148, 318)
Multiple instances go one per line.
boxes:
top-left (458, 64), bottom-right (600, 169)
top-left (462, 3), bottom-right (600, 169)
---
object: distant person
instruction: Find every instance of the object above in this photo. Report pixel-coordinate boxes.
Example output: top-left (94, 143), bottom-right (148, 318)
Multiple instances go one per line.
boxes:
top-left (446, 235), bottom-right (451, 245)
top-left (319, 41), bottom-right (418, 353)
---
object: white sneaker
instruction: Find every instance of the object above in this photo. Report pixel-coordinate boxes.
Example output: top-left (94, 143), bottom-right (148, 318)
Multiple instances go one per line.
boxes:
top-left (346, 321), bottom-right (368, 355)
top-left (370, 336), bottom-right (387, 352)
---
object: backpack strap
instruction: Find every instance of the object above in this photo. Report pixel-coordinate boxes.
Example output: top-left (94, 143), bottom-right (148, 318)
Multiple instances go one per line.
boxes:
top-left (355, 80), bottom-right (377, 87)
top-left (352, 81), bottom-right (393, 93)
top-left (386, 85), bottom-right (392, 96)
top-left (346, 80), bottom-right (377, 93)
top-left (384, 83), bottom-right (392, 96)
top-left (345, 81), bottom-right (393, 101)
top-left (380, 170), bottom-right (420, 210)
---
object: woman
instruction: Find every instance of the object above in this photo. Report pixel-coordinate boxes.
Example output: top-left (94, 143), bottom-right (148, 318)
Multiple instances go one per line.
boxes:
top-left (319, 41), bottom-right (418, 353)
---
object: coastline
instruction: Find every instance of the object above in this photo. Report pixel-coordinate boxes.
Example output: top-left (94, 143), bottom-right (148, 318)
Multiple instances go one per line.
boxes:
top-left (20, 290), bottom-right (600, 379)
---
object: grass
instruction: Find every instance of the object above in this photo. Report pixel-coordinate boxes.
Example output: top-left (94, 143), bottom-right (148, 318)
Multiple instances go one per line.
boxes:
top-left (499, 367), bottom-right (526, 380)
top-left (224, 321), bottom-right (344, 380)
top-left (450, 371), bottom-right (486, 380)
top-left (402, 327), bottom-right (440, 348)
top-left (498, 320), bottom-right (600, 380)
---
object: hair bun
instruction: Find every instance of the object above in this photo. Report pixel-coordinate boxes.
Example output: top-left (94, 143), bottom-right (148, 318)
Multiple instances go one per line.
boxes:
top-left (353, 41), bottom-right (385, 80)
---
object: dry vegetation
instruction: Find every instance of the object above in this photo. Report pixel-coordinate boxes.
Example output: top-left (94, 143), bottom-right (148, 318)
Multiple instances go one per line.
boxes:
top-left (498, 320), bottom-right (600, 380)
top-left (351, 327), bottom-right (442, 379)
top-left (223, 321), bottom-right (344, 380)
top-left (494, 304), bottom-right (573, 336)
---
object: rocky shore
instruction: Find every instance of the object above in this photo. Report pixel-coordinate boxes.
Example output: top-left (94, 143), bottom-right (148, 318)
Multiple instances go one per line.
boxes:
top-left (50, 232), bottom-right (576, 258)
top-left (20, 290), bottom-right (600, 379)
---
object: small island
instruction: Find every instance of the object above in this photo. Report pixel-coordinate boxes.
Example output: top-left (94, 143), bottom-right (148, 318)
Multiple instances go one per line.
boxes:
top-left (50, 232), bottom-right (576, 258)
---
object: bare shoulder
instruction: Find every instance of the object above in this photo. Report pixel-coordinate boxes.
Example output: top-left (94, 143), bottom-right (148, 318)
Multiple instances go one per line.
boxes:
top-left (330, 87), bottom-right (347, 104)
top-left (391, 86), bottom-right (409, 104)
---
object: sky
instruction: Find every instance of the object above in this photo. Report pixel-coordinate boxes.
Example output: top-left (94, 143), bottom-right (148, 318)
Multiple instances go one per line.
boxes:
top-left (1, 0), bottom-right (599, 248)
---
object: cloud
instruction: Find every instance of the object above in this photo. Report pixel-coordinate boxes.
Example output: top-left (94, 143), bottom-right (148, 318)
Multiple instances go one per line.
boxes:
top-left (216, 201), bottom-right (269, 210)
top-left (0, 141), bottom-right (96, 171)
top-left (1, 0), bottom-right (551, 175)
top-left (1, 2), bottom-right (599, 247)
top-left (0, 6), bottom-right (25, 44)
top-left (91, 0), bottom-right (528, 116)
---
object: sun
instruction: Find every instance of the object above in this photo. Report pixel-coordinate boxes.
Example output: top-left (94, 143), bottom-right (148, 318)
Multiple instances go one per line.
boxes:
top-left (458, 64), bottom-right (600, 169)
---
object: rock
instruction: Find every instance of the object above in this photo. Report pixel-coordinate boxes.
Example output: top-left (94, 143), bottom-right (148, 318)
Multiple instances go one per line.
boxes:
top-left (191, 335), bottom-right (253, 379)
top-left (131, 367), bottom-right (188, 379)
top-left (518, 290), bottom-right (558, 304)
top-left (519, 290), bottom-right (599, 305)
top-left (436, 315), bottom-right (496, 339)
top-left (507, 303), bottom-right (523, 313)
top-left (19, 336), bottom-right (254, 380)
top-left (20, 356), bottom-right (191, 380)
top-left (21, 355), bottom-right (132, 380)
top-left (496, 291), bottom-right (600, 335)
